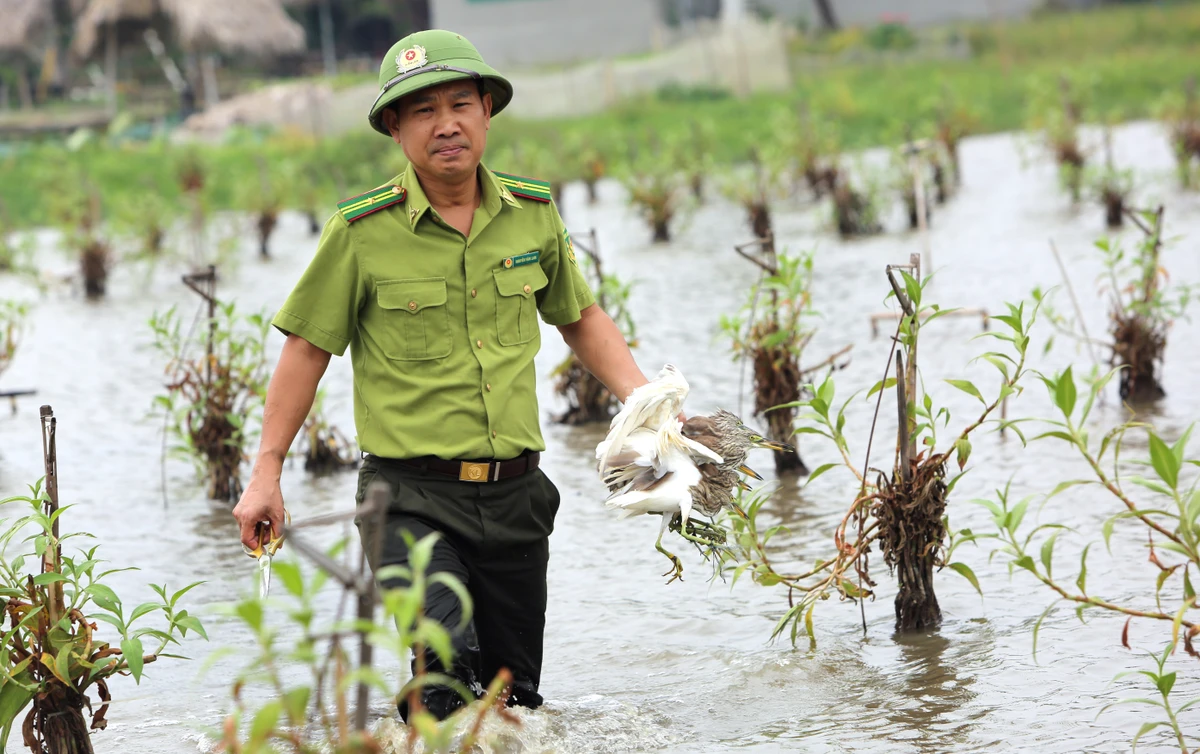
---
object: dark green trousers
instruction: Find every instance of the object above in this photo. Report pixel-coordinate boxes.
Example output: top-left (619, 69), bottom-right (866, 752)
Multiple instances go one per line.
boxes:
top-left (354, 455), bottom-right (560, 719)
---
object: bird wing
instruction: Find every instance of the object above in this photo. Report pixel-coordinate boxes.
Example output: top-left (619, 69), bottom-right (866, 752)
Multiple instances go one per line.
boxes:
top-left (596, 364), bottom-right (690, 470)
top-left (604, 463), bottom-right (701, 521)
top-left (681, 415), bottom-right (721, 450)
top-left (604, 418), bottom-right (706, 519)
top-left (599, 428), bottom-right (658, 491)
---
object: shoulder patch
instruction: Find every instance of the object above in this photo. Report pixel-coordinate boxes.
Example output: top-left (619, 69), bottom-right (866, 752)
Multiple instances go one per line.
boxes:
top-left (337, 184), bottom-right (406, 223)
top-left (493, 171), bottom-right (552, 203)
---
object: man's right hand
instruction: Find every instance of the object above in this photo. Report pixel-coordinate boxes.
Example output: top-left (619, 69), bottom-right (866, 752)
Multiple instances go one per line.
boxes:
top-left (233, 475), bottom-right (286, 550)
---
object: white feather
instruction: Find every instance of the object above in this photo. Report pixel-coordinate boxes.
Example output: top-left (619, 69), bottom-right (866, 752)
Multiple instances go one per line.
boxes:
top-left (596, 364), bottom-right (690, 470)
top-left (603, 422), bottom-right (707, 525)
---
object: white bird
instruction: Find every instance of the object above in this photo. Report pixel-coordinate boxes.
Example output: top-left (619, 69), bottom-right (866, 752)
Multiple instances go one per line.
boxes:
top-left (596, 365), bottom-right (726, 582)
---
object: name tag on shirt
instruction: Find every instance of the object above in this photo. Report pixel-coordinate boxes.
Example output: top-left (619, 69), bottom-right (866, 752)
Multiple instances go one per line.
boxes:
top-left (502, 251), bottom-right (539, 269)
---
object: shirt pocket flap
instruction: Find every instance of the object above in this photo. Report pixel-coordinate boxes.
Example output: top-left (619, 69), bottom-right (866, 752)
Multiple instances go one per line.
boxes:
top-left (494, 266), bottom-right (549, 298)
top-left (377, 278), bottom-right (447, 314)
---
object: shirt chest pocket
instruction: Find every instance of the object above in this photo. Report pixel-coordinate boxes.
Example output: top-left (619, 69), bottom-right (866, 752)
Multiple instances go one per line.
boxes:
top-left (494, 266), bottom-right (548, 346)
top-left (376, 278), bottom-right (452, 361)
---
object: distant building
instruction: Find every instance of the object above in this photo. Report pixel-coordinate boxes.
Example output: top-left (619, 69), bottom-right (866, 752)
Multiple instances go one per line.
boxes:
top-left (429, 0), bottom-right (664, 68)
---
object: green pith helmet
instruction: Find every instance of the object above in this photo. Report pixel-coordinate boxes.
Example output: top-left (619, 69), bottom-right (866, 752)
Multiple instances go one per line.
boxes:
top-left (368, 29), bottom-right (514, 136)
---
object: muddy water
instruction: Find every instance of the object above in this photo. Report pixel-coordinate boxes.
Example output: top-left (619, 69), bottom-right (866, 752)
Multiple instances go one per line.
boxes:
top-left (2, 120), bottom-right (1200, 753)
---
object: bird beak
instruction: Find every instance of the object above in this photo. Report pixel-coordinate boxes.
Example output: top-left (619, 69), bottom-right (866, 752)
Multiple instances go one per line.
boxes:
top-left (731, 501), bottom-right (749, 519)
top-left (736, 479), bottom-right (753, 491)
top-left (737, 464), bottom-right (763, 480)
top-left (755, 439), bottom-right (795, 454)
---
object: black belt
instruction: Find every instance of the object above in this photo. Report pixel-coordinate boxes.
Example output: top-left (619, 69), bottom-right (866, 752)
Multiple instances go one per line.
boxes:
top-left (370, 451), bottom-right (540, 483)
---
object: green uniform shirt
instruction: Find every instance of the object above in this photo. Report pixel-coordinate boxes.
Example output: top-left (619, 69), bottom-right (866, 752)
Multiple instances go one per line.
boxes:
top-left (273, 163), bottom-right (596, 460)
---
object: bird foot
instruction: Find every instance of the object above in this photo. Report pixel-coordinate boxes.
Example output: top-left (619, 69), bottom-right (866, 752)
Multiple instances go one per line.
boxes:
top-left (655, 542), bottom-right (685, 584)
top-left (669, 515), bottom-right (728, 546)
top-left (661, 558), bottom-right (684, 584)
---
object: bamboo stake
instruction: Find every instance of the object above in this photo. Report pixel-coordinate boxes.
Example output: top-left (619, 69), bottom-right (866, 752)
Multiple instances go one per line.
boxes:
top-left (354, 481), bottom-right (388, 732)
top-left (39, 405), bottom-right (63, 623)
top-left (906, 253), bottom-right (921, 460)
top-left (907, 140), bottom-right (933, 273)
top-left (896, 355), bottom-right (911, 484)
top-left (281, 483), bottom-right (387, 734)
top-left (182, 266), bottom-right (218, 387)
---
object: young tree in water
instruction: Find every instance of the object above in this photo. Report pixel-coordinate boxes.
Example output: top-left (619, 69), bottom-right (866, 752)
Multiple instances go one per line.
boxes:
top-left (553, 231), bottom-right (636, 424)
top-left (0, 408), bottom-right (205, 754)
top-left (977, 366), bottom-right (1200, 752)
top-left (722, 249), bottom-right (850, 475)
top-left (1037, 207), bottom-right (1192, 403)
top-left (150, 299), bottom-right (270, 502)
top-left (723, 266), bottom-right (1036, 635)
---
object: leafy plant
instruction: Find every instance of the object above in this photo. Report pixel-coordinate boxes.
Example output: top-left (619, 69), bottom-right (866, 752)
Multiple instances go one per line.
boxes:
top-left (865, 21), bottom-right (918, 52)
top-left (150, 301), bottom-right (270, 501)
top-left (829, 163), bottom-right (883, 238)
top-left (1086, 163), bottom-right (1134, 230)
top-left (720, 144), bottom-right (788, 246)
top-left (724, 273), bottom-right (1037, 639)
top-left (1027, 76), bottom-right (1089, 203)
top-left (1155, 82), bottom-right (1200, 189)
top-left (553, 232), bottom-right (636, 425)
top-left (1037, 208), bottom-right (1192, 402)
top-left (720, 250), bottom-right (845, 474)
top-left (0, 480), bottom-right (204, 754)
top-left (214, 531), bottom-right (517, 752)
top-left (779, 106), bottom-right (840, 199)
top-left (620, 156), bottom-right (680, 244)
top-left (1103, 642), bottom-right (1198, 753)
top-left (973, 365), bottom-right (1200, 750)
top-left (0, 222), bottom-right (36, 280)
top-left (934, 93), bottom-right (976, 188)
top-left (110, 182), bottom-right (179, 265)
top-left (45, 182), bottom-right (111, 300)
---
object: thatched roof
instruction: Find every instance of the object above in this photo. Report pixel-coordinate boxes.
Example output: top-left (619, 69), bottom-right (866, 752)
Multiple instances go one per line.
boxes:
top-left (0, 0), bottom-right (53, 58)
top-left (73, 0), bottom-right (306, 58)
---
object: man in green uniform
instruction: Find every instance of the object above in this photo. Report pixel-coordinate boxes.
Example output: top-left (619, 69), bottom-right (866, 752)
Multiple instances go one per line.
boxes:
top-left (232, 29), bottom-right (650, 720)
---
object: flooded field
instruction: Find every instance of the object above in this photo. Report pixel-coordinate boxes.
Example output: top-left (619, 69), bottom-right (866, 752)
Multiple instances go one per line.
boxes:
top-left (2, 120), bottom-right (1200, 752)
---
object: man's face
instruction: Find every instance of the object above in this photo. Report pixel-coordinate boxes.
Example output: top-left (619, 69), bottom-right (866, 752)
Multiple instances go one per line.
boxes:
top-left (383, 80), bottom-right (492, 184)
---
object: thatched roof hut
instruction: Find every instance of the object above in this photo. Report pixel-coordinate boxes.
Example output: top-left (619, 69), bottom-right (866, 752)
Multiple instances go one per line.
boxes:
top-left (0, 0), bottom-right (53, 58)
top-left (73, 0), bottom-right (306, 59)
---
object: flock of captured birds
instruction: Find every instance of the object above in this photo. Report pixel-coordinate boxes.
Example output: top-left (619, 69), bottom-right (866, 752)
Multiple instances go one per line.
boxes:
top-left (595, 364), bottom-right (790, 582)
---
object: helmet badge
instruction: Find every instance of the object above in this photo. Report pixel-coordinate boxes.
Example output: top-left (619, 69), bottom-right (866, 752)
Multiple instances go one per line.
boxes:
top-left (396, 44), bottom-right (428, 74)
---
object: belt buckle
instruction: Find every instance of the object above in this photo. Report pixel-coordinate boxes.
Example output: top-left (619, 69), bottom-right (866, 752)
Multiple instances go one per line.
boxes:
top-left (459, 461), bottom-right (490, 483)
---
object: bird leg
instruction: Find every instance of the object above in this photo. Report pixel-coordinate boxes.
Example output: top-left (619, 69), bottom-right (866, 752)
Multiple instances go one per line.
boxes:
top-left (657, 514), bottom-right (684, 583)
top-left (668, 513), bottom-right (728, 546)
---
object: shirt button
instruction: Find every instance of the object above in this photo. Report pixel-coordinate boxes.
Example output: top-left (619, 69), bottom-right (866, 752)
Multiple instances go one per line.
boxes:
top-left (486, 383), bottom-right (492, 392)
top-left (492, 430), bottom-right (497, 438)
top-left (476, 339), bottom-right (483, 349)
top-left (523, 284), bottom-right (532, 294)
top-left (471, 289), bottom-right (477, 298)
top-left (408, 301), bottom-right (417, 311)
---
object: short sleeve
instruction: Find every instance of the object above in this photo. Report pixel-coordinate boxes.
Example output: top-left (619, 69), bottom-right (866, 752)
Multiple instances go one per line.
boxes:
top-left (536, 201), bottom-right (596, 326)
top-left (271, 214), bottom-right (365, 356)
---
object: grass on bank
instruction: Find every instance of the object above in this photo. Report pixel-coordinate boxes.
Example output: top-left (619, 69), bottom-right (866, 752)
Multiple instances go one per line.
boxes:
top-left (3, 3), bottom-right (1200, 228)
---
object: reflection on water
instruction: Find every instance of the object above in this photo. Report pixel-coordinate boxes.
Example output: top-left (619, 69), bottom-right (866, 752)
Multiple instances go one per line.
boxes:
top-left (880, 628), bottom-right (980, 752)
top-left (1, 121), bottom-right (1199, 751)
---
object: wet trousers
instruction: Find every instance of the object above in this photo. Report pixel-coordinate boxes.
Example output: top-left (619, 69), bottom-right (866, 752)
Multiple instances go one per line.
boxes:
top-left (354, 454), bottom-right (560, 721)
